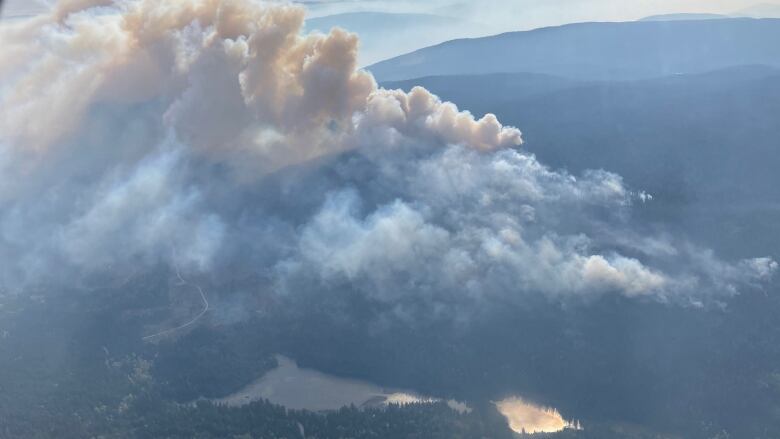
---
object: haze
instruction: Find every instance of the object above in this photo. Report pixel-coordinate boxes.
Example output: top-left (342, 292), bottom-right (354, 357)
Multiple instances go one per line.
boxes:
top-left (1, 1), bottom-right (779, 438)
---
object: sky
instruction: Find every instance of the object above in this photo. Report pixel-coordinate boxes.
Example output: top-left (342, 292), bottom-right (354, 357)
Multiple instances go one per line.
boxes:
top-left (4, 0), bottom-right (779, 25)
top-left (299, 0), bottom-right (779, 27)
top-left (5, 1), bottom-right (778, 65)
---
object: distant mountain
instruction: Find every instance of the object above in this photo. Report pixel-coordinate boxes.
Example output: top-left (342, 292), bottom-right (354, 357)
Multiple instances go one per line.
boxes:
top-left (382, 65), bottom-right (780, 258)
top-left (735, 3), bottom-right (780, 18)
top-left (0, 0), bottom-right (49, 18)
top-left (305, 12), bottom-right (455, 33)
top-left (305, 12), bottom-right (486, 65)
top-left (368, 18), bottom-right (780, 82)
top-left (639, 13), bottom-right (729, 21)
top-left (0, 3), bottom-right (48, 21)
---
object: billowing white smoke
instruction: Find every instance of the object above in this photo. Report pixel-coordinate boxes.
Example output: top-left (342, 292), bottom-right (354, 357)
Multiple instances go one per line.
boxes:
top-left (0, 0), bottom-right (774, 309)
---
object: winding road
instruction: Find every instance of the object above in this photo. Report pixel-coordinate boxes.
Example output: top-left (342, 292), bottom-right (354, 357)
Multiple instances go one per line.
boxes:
top-left (143, 267), bottom-right (209, 341)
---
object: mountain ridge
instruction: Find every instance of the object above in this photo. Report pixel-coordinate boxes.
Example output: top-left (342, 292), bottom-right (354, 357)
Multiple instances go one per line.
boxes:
top-left (368, 18), bottom-right (780, 82)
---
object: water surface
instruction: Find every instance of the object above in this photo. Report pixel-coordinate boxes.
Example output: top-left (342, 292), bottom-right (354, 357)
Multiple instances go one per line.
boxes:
top-left (215, 355), bottom-right (469, 413)
top-left (495, 397), bottom-right (581, 434)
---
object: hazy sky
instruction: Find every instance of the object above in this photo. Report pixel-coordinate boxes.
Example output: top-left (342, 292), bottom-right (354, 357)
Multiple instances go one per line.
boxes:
top-left (7, 0), bottom-right (776, 65)
top-left (300, 0), bottom-right (778, 29)
top-left (4, 0), bottom-right (779, 26)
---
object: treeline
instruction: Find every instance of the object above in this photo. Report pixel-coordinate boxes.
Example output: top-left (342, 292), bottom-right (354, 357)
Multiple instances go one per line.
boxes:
top-left (121, 398), bottom-right (515, 439)
top-left (151, 325), bottom-right (278, 401)
top-left (5, 279), bottom-right (780, 438)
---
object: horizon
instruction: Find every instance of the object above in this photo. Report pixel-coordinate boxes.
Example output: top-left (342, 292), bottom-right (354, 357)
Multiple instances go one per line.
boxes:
top-left (4, 0), bottom-right (780, 25)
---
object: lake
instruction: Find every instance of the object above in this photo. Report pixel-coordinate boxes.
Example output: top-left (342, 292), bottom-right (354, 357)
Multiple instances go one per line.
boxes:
top-left (214, 355), bottom-right (469, 413)
top-left (215, 355), bottom-right (581, 434)
top-left (495, 396), bottom-right (582, 434)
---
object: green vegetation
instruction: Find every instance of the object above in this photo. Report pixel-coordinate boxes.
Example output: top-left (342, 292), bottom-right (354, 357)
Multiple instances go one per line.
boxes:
top-left (3, 286), bottom-right (780, 438)
top-left (153, 325), bottom-right (278, 402)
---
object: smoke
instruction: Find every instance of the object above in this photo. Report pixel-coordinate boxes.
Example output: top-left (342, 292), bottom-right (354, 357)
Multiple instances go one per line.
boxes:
top-left (0, 0), bottom-right (774, 313)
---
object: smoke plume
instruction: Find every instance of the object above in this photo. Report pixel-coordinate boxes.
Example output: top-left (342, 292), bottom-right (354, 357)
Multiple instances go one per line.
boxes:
top-left (0, 0), bottom-right (774, 313)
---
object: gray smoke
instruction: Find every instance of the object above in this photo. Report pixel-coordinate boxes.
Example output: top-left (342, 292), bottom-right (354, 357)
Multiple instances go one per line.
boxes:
top-left (0, 0), bottom-right (774, 313)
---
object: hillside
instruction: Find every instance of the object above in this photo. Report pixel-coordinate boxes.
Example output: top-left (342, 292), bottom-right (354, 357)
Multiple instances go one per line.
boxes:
top-left (383, 66), bottom-right (780, 258)
top-left (369, 18), bottom-right (780, 81)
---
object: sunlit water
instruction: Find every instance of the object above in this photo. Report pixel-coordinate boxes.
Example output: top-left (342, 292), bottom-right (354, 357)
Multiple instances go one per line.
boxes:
top-left (214, 356), bottom-right (582, 434)
top-left (214, 355), bottom-right (469, 413)
top-left (495, 397), bottom-right (582, 434)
